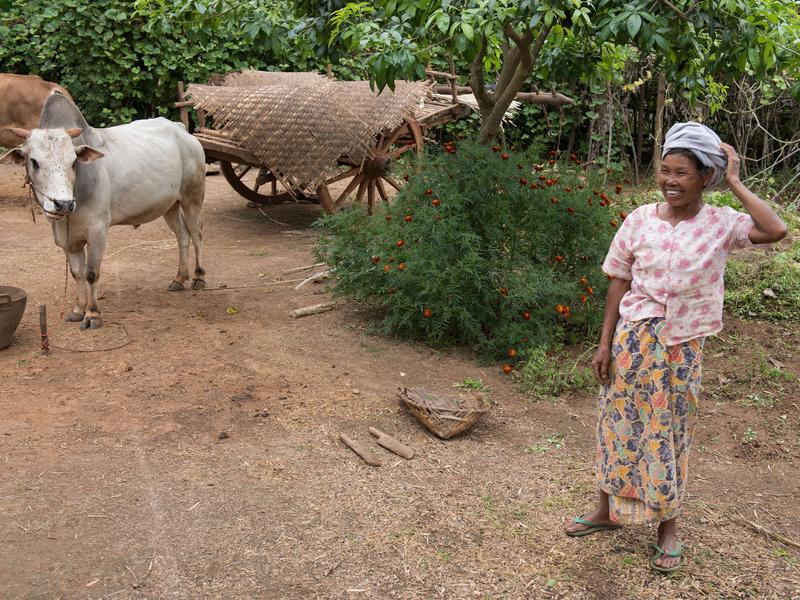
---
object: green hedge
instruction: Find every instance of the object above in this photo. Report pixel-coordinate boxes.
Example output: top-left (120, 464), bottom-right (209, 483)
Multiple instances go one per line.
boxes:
top-left (0, 0), bottom-right (285, 126)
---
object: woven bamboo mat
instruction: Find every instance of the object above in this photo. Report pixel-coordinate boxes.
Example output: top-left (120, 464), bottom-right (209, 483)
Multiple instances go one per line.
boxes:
top-left (187, 72), bottom-right (430, 191)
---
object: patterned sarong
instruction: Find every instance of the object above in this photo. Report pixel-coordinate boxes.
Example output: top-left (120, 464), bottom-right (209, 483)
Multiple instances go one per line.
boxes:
top-left (596, 318), bottom-right (704, 525)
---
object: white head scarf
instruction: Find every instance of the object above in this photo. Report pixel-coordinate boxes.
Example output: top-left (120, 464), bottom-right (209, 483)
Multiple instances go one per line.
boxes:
top-left (662, 121), bottom-right (727, 188)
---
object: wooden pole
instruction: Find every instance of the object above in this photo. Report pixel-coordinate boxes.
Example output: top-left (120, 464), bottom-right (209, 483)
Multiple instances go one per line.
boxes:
top-left (176, 81), bottom-right (189, 130)
top-left (652, 71), bottom-right (666, 173)
top-left (39, 304), bottom-right (49, 355)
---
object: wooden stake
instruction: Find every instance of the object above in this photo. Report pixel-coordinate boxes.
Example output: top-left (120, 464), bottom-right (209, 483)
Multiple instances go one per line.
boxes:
top-left (289, 302), bottom-right (335, 318)
top-left (339, 433), bottom-right (382, 466)
top-left (369, 427), bottom-right (415, 459)
top-left (294, 270), bottom-right (329, 290)
top-left (39, 304), bottom-right (49, 355)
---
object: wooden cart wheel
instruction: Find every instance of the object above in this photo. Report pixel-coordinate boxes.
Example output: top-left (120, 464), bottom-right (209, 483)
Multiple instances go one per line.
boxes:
top-left (220, 161), bottom-right (293, 205)
top-left (316, 118), bottom-right (424, 215)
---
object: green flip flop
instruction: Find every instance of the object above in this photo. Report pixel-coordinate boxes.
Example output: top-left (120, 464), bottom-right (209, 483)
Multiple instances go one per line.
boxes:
top-left (565, 515), bottom-right (621, 537)
top-left (649, 542), bottom-right (684, 574)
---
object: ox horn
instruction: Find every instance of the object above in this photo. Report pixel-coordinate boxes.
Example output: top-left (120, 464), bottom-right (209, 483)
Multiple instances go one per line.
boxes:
top-left (65, 127), bottom-right (83, 138)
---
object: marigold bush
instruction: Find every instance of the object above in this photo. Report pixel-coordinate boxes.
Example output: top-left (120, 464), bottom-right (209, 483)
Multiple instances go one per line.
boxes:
top-left (315, 143), bottom-right (625, 362)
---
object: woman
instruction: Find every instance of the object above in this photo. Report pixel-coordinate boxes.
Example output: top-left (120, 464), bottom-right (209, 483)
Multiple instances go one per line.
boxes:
top-left (564, 122), bottom-right (788, 573)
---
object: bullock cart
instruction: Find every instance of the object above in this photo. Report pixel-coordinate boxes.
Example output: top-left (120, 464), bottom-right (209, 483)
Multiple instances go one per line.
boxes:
top-left (177, 71), bottom-right (473, 214)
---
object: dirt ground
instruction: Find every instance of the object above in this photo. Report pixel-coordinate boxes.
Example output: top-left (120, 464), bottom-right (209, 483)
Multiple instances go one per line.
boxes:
top-left (1, 162), bottom-right (798, 600)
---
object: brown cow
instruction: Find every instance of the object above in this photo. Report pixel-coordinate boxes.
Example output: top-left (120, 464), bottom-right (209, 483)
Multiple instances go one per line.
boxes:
top-left (0, 73), bottom-right (73, 147)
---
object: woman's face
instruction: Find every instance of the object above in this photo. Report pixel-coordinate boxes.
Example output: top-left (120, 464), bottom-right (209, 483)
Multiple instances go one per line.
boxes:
top-left (656, 153), bottom-right (712, 208)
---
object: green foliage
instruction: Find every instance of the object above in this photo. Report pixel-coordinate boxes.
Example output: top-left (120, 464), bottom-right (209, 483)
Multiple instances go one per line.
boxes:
top-left (725, 242), bottom-right (800, 321)
top-left (518, 347), bottom-right (595, 399)
top-left (315, 143), bottom-right (621, 359)
top-left (0, 0), bottom-right (302, 126)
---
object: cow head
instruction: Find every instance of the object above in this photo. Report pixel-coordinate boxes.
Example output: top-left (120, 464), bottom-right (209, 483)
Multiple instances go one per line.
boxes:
top-left (0, 127), bottom-right (104, 220)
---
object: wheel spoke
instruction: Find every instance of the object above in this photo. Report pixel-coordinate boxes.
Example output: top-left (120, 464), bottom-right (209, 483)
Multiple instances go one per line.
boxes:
top-left (326, 166), bottom-right (361, 185)
top-left (335, 174), bottom-right (364, 206)
top-left (355, 178), bottom-right (368, 205)
top-left (384, 176), bottom-right (402, 192)
top-left (236, 164), bottom-right (252, 177)
top-left (376, 178), bottom-right (389, 203)
top-left (367, 181), bottom-right (375, 215)
top-left (380, 124), bottom-right (406, 153)
top-left (389, 144), bottom-right (415, 160)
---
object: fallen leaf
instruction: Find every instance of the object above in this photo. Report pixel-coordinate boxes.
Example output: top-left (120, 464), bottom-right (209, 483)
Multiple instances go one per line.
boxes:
top-left (763, 288), bottom-right (776, 298)
top-left (226, 307), bottom-right (239, 315)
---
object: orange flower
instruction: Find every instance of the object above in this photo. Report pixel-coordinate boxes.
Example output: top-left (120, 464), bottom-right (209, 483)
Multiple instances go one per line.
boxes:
top-left (555, 255), bottom-right (564, 263)
top-left (551, 197), bottom-right (559, 204)
top-left (396, 239), bottom-right (405, 247)
top-left (508, 348), bottom-right (517, 358)
top-left (587, 286), bottom-right (594, 295)
top-left (432, 198), bottom-right (441, 206)
top-left (522, 311), bottom-right (531, 320)
top-left (404, 215), bottom-right (413, 222)
top-left (502, 364), bottom-right (513, 374)
top-left (398, 262), bottom-right (406, 270)
top-left (579, 277), bottom-right (588, 286)
top-left (423, 308), bottom-right (433, 318)
top-left (580, 295), bottom-right (587, 304)
top-left (371, 255), bottom-right (381, 264)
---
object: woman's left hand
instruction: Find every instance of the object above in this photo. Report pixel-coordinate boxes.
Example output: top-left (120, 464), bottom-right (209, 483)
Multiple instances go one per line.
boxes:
top-left (720, 143), bottom-right (741, 184)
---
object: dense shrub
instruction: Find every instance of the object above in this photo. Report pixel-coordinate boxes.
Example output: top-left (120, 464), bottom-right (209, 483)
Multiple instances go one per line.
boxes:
top-left (315, 143), bottom-right (624, 362)
top-left (0, 0), bottom-right (292, 126)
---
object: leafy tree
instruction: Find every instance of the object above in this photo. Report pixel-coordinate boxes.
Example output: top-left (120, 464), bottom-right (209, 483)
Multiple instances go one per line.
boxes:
top-left (328, 1), bottom-right (800, 144)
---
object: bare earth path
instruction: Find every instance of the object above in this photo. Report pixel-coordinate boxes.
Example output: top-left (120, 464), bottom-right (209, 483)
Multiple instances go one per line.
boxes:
top-left (1, 163), bottom-right (798, 599)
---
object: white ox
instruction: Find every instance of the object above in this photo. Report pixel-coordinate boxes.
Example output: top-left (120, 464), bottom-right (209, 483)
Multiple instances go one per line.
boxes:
top-left (0, 93), bottom-right (206, 329)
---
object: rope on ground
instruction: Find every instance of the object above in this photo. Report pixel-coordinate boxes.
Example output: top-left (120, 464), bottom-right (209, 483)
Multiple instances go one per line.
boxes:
top-left (49, 321), bottom-right (134, 353)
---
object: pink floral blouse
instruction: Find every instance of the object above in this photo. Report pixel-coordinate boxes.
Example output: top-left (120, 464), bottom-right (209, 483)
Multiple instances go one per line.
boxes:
top-left (602, 203), bottom-right (755, 346)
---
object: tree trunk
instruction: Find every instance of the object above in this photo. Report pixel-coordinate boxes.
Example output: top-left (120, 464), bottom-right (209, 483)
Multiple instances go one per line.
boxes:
top-left (652, 71), bottom-right (666, 172)
top-left (635, 86), bottom-right (644, 184)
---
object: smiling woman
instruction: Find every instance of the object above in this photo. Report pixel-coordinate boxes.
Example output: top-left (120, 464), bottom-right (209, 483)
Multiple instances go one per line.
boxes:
top-left (564, 121), bottom-right (788, 574)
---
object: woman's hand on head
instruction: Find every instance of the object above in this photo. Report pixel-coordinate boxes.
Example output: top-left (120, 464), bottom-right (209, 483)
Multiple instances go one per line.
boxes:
top-left (720, 143), bottom-right (741, 184)
top-left (591, 345), bottom-right (612, 385)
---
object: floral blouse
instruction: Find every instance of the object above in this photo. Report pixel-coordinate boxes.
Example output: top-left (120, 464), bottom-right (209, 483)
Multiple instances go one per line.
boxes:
top-left (602, 203), bottom-right (755, 346)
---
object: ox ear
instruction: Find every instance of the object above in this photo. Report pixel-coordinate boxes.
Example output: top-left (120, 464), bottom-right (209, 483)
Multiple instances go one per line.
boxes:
top-left (65, 127), bottom-right (83, 138)
top-left (0, 147), bottom-right (26, 167)
top-left (75, 145), bottom-right (104, 163)
top-left (9, 127), bottom-right (31, 140)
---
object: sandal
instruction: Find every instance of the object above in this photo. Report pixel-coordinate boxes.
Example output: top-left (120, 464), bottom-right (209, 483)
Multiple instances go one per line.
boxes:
top-left (649, 542), bottom-right (684, 574)
top-left (565, 515), bottom-right (621, 537)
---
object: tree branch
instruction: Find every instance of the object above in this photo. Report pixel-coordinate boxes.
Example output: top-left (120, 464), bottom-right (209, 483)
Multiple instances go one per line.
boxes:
top-left (658, 0), bottom-right (689, 21)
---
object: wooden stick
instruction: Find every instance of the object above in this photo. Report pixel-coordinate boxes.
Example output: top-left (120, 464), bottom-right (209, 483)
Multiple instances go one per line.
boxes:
top-left (339, 433), bottom-right (382, 466)
top-left (294, 270), bottom-right (329, 290)
top-left (432, 85), bottom-right (575, 106)
top-left (732, 513), bottom-right (800, 550)
top-left (282, 262), bottom-right (326, 275)
top-left (39, 304), bottom-right (49, 355)
top-left (369, 427), bottom-right (415, 459)
top-left (289, 302), bottom-right (335, 318)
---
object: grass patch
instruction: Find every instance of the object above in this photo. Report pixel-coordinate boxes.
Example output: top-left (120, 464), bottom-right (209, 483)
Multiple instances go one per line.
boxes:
top-left (518, 348), bottom-right (594, 400)
top-left (725, 242), bottom-right (800, 321)
top-left (738, 393), bottom-right (777, 408)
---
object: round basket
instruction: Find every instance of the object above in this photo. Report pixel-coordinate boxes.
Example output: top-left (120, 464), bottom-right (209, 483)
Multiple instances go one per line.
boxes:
top-left (398, 386), bottom-right (488, 439)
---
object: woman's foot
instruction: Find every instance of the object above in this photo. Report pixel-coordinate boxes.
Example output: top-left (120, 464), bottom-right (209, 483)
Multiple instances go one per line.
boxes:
top-left (652, 519), bottom-right (682, 571)
top-left (564, 506), bottom-right (619, 536)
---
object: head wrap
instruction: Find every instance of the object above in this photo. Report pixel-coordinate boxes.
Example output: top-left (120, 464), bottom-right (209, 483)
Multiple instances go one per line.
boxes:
top-left (662, 121), bottom-right (727, 188)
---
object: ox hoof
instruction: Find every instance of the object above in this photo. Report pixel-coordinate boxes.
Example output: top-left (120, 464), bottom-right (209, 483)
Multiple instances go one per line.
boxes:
top-left (80, 316), bottom-right (102, 330)
top-left (191, 278), bottom-right (206, 290)
top-left (65, 311), bottom-right (85, 323)
top-left (167, 280), bottom-right (185, 291)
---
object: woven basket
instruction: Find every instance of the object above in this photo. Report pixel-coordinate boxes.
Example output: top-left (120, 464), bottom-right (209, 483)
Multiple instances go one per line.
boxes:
top-left (398, 387), bottom-right (488, 439)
